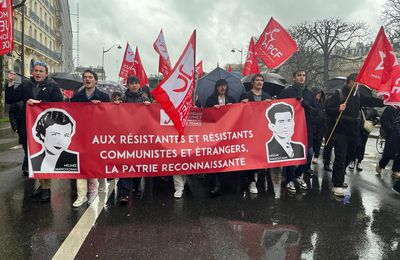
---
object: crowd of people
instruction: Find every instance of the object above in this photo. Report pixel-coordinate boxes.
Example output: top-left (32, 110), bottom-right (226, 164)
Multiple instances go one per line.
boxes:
top-left (5, 61), bottom-right (400, 207)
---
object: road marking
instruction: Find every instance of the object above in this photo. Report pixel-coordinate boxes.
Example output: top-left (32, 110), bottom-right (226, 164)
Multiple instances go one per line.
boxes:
top-left (52, 181), bottom-right (115, 260)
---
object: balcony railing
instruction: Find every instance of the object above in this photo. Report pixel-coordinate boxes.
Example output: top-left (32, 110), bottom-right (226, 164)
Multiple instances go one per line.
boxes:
top-left (29, 10), bottom-right (40, 24)
top-left (14, 30), bottom-right (62, 62)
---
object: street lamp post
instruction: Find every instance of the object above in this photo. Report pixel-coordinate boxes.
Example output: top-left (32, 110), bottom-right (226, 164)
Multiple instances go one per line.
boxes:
top-left (231, 47), bottom-right (243, 71)
top-left (101, 44), bottom-right (122, 80)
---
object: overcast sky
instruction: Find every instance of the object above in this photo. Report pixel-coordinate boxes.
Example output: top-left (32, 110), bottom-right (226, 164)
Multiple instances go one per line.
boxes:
top-left (68, 0), bottom-right (386, 81)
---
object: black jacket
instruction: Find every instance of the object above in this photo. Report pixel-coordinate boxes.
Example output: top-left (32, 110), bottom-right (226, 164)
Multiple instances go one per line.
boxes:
top-left (266, 137), bottom-right (305, 162)
top-left (71, 87), bottom-right (110, 102)
top-left (123, 88), bottom-right (150, 103)
top-left (205, 94), bottom-right (236, 107)
top-left (5, 77), bottom-right (63, 105)
top-left (278, 83), bottom-right (318, 145)
top-left (380, 106), bottom-right (400, 137)
top-left (8, 101), bottom-right (24, 132)
top-left (5, 77), bottom-right (63, 139)
top-left (325, 85), bottom-right (384, 137)
top-left (31, 150), bottom-right (79, 172)
top-left (240, 90), bottom-right (271, 102)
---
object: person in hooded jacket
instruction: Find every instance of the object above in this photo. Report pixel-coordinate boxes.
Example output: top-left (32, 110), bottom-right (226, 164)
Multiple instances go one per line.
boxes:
top-left (114, 76), bottom-right (150, 204)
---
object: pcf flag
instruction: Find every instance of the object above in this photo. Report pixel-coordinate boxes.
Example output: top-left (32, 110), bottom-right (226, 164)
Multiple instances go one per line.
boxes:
top-left (356, 26), bottom-right (398, 91)
top-left (255, 17), bottom-right (298, 69)
top-left (242, 37), bottom-right (260, 76)
top-left (131, 47), bottom-right (149, 87)
top-left (152, 31), bottom-right (196, 137)
top-left (118, 43), bottom-right (135, 80)
top-left (153, 29), bottom-right (172, 76)
top-left (0, 0), bottom-right (13, 55)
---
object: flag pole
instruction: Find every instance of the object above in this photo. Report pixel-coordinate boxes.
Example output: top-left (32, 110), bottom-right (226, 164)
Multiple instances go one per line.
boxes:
top-left (325, 83), bottom-right (357, 146)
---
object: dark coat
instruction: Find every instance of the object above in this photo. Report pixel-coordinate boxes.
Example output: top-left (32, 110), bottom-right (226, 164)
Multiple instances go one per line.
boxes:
top-left (123, 88), bottom-right (150, 103)
top-left (71, 87), bottom-right (111, 102)
top-left (205, 94), bottom-right (236, 107)
top-left (240, 90), bottom-right (271, 102)
top-left (325, 85), bottom-right (384, 137)
top-left (278, 83), bottom-right (318, 145)
top-left (31, 150), bottom-right (79, 172)
top-left (380, 106), bottom-right (400, 137)
top-left (266, 137), bottom-right (305, 162)
top-left (5, 77), bottom-right (63, 142)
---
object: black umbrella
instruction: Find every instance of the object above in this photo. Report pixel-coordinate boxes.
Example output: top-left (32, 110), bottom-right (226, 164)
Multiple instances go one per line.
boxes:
top-left (50, 72), bottom-right (83, 90)
top-left (325, 77), bottom-right (372, 97)
top-left (195, 67), bottom-right (245, 107)
top-left (96, 80), bottom-right (127, 97)
top-left (241, 72), bottom-right (290, 97)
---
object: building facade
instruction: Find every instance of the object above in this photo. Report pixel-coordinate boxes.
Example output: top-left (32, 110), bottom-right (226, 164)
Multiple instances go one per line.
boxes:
top-left (7, 0), bottom-right (73, 78)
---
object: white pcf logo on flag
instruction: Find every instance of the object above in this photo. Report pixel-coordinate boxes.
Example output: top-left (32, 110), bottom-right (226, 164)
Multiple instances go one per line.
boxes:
top-left (160, 110), bottom-right (173, 125)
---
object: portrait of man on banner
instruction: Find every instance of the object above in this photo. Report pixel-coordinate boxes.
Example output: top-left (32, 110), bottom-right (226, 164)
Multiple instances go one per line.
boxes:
top-left (30, 109), bottom-right (79, 173)
top-left (265, 102), bottom-right (305, 162)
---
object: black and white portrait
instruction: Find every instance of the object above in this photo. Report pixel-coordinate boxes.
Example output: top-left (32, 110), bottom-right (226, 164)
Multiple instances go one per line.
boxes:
top-left (265, 102), bottom-right (305, 162)
top-left (30, 109), bottom-right (79, 173)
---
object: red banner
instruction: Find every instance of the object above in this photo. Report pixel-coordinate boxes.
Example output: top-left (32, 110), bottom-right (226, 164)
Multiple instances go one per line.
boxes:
top-left (26, 99), bottom-right (307, 179)
top-left (242, 37), bottom-right (260, 76)
top-left (255, 17), bottom-right (298, 69)
top-left (152, 31), bottom-right (196, 137)
top-left (153, 29), bottom-right (172, 76)
top-left (0, 0), bottom-right (13, 55)
top-left (118, 43), bottom-right (135, 79)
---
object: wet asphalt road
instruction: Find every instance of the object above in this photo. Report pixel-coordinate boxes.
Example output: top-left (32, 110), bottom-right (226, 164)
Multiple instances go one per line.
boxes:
top-left (0, 127), bottom-right (399, 260)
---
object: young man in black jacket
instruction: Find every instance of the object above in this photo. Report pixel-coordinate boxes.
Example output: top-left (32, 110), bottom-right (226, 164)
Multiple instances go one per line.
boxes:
top-left (115, 76), bottom-right (150, 203)
top-left (239, 74), bottom-right (272, 195)
top-left (278, 69), bottom-right (317, 193)
top-left (326, 73), bottom-right (383, 196)
top-left (71, 69), bottom-right (110, 207)
top-left (5, 61), bottom-right (64, 202)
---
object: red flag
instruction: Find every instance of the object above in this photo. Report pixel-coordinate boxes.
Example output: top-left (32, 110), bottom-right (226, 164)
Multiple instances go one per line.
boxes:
top-left (131, 47), bottom-right (149, 87)
top-left (378, 65), bottom-right (400, 105)
top-left (118, 43), bottom-right (135, 80)
top-left (152, 31), bottom-right (196, 137)
top-left (0, 0), bottom-right (13, 55)
top-left (228, 65), bottom-right (232, 72)
top-left (62, 89), bottom-right (74, 99)
top-left (255, 17), bottom-right (298, 69)
top-left (153, 29), bottom-right (172, 76)
top-left (195, 60), bottom-right (203, 78)
top-left (242, 37), bottom-right (260, 76)
top-left (356, 27), bottom-right (398, 91)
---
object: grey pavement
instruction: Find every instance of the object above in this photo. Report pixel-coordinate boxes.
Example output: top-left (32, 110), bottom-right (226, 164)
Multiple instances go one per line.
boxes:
top-left (0, 125), bottom-right (399, 259)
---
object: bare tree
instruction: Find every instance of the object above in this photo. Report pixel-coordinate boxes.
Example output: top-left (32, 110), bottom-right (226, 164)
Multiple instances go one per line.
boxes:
top-left (381, 0), bottom-right (400, 42)
top-left (284, 18), bottom-right (367, 86)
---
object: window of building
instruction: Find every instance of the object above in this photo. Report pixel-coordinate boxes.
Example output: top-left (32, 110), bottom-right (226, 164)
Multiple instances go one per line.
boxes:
top-left (45, 13), bottom-right (47, 24)
top-left (29, 26), bottom-right (32, 37)
top-left (34, 2), bottom-right (37, 13)
top-left (34, 29), bottom-right (37, 39)
top-left (40, 7), bottom-right (42, 20)
top-left (45, 37), bottom-right (47, 47)
top-left (30, 59), bottom-right (35, 74)
top-left (39, 33), bottom-right (42, 44)
top-left (50, 40), bottom-right (52, 51)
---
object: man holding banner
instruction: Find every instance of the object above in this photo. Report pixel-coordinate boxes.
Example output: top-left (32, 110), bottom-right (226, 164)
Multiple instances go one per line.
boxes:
top-left (5, 61), bottom-right (63, 202)
top-left (70, 69), bottom-right (110, 207)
